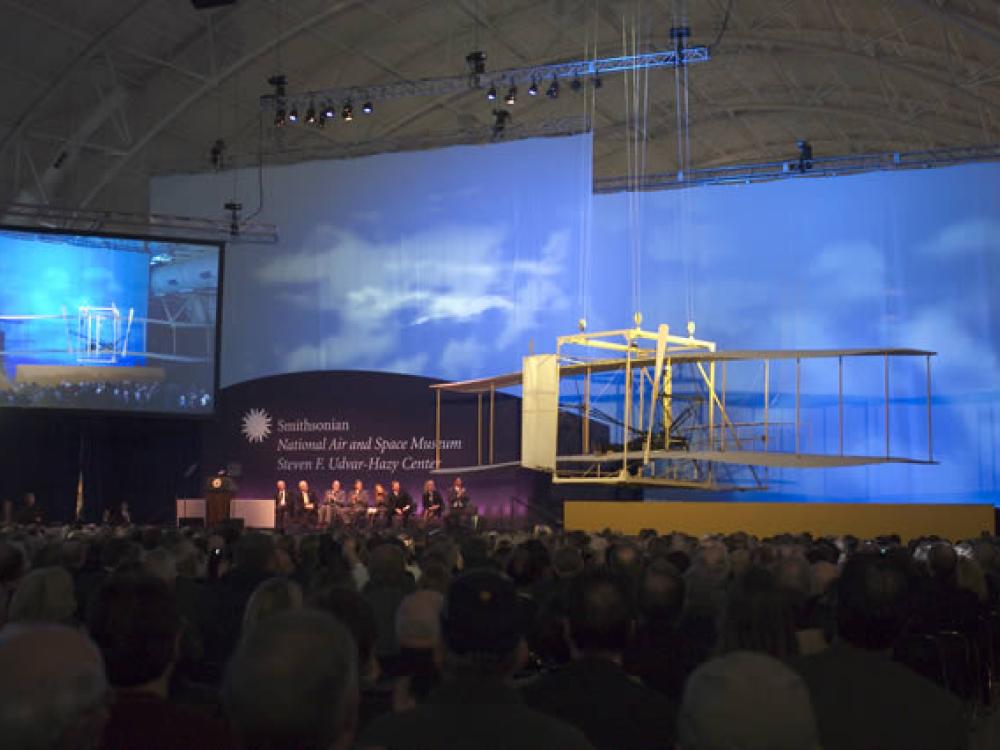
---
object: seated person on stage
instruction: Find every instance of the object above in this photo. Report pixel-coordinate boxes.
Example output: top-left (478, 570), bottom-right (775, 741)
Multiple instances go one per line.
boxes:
top-left (14, 492), bottom-right (43, 526)
top-left (296, 480), bottom-right (318, 527)
top-left (273, 480), bottom-right (290, 530)
top-left (349, 480), bottom-right (370, 527)
top-left (389, 480), bottom-right (414, 527)
top-left (321, 480), bottom-right (346, 528)
top-left (373, 484), bottom-right (390, 528)
top-left (446, 477), bottom-right (471, 529)
top-left (421, 480), bottom-right (443, 523)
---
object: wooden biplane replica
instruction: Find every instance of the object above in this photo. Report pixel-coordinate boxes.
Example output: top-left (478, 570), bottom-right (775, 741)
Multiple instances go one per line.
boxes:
top-left (430, 316), bottom-right (936, 491)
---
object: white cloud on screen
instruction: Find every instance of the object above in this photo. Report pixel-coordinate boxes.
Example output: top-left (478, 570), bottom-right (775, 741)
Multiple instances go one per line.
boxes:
top-left (259, 224), bottom-right (572, 376)
top-left (920, 218), bottom-right (1000, 258)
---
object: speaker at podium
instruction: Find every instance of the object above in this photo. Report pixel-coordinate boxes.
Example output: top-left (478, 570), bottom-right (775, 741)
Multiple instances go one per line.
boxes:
top-left (204, 471), bottom-right (238, 527)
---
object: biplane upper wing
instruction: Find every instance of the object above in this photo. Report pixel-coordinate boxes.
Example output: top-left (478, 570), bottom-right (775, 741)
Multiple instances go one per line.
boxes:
top-left (430, 347), bottom-right (936, 394)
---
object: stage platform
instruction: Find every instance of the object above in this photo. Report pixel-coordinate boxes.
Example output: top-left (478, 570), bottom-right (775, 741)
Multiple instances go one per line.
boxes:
top-left (14, 364), bottom-right (166, 385)
top-left (563, 501), bottom-right (994, 542)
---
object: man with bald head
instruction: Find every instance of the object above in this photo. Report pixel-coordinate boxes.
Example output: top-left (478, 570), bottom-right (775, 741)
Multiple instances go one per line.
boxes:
top-left (0, 623), bottom-right (108, 750)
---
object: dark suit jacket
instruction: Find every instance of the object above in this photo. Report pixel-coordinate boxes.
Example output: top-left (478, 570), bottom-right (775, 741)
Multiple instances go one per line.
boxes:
top-left (522, 656), bottom-right (677, 750)
top-left (359, 677), bottom-right (593, 750)
top-left (793, 641), bottom-right (967, 750)
top-left (273, 489), bottom-right (290, 512)
top-left (389, 490), bottom-right (414, 515)
top-left (294, 489), bottom-right (318, 516)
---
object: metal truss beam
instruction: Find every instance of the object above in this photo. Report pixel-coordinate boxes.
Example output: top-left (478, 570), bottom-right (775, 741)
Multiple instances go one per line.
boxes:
top-left (155, 115), bottom-right (590, 174)
top-left (592, 143), bottom-right (1000, 193)
top-left (260, 47), bottom-right (710, 110)
top-left (2, 202), bottom-right (277, 243)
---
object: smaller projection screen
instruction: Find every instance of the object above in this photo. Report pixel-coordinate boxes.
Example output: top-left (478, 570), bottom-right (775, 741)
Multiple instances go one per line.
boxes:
top-left (0, 228), bottom-right (221, 415)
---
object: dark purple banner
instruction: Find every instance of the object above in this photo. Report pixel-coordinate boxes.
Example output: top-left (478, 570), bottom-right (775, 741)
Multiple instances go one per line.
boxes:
top-left (202, 370), bottom-right (557, 522)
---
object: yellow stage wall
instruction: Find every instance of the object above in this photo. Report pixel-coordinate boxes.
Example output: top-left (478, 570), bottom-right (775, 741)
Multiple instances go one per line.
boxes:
top-left (563, 501), bottom-right (995, 542)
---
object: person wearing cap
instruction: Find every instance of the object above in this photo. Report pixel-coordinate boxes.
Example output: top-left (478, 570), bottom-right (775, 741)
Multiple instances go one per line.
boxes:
top-left (356, 570), bottom-right (594, 750)
top-left (678, 651), bottom-right (821, 750)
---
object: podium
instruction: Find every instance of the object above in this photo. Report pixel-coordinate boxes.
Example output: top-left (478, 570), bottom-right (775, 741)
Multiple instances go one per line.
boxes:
top-left (204, 475), bottom-right (238, 527)
top-left (205, 490), bottom-right (233, 526)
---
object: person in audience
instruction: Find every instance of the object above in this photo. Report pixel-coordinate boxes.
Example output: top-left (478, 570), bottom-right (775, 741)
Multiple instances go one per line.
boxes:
top-left (143, 547), bottom-right (178, 587)
top-left (678, 651), bottom-right (821, 750)
top-left (7, 566), bottom-right (77, 626)
top-left (624, 558), bottom-right (697, 698)
top-left (719, 566), bottom-right (799, 659)
top-left (223, 609), bottom-right (359, 750)
top-left (390, 590), bottom-right (444, 711)
top-left (363, 542), bottom-right (416, 663)
top-left (87, 572), bottom-right (235, 749)
top-left (522, 568), bottom-right (677, 750)
top-left (0, 623), bottom-right (109, 750)
top-left (358, 570), bottom-right (594, 750)
top-left (308, 584), bottom-right (386, 731)
top-left (200, 533), bottom-right (277, 680)
top-left (0, 540), bottom-right (27, 625)
top-left (242, 577), bottom-right (303, 630)
top-left (912, 542), bottom-right (983, 636)
top-left (794, 553), bottom-right (967, 750)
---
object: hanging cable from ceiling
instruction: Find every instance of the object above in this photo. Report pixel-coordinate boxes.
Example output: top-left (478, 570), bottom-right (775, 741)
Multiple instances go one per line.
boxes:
top-left (672, 0), bottom-right (696, 329)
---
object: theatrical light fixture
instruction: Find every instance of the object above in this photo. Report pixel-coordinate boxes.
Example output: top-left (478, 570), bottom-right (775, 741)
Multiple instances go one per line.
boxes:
top-left (342, 101), bottom-right (353, 121)
top-left (593, 73), bottom-right (603, 89)
top-left (288, 106), bottom-right (299, 123)
top-left (504, 85), bottom-right (517, 105)
top-left (362, 100), bottom-right (373, 114)
top-left (546, 78), bottom-right (559, 99)
top-left (571, 75), bottom-right (582, 92)
top-left (322, 102), bottom-right (335, 120)
top-left (528, 79), bottom-right (539, 96)
top-left (305, 103), bottom-right (317, 124)
top-left (486, 83), bottom-right (497, 101)
top-left (274, 108), bottom-right (286, 127)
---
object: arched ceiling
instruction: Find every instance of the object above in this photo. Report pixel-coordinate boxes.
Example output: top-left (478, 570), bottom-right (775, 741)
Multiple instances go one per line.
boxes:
top-left (0, 0), bottom-right (997, 215)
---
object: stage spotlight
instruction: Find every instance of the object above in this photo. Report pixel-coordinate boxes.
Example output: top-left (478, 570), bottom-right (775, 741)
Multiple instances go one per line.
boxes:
top-left (362, 100), bottom-right (373, 114)
top-left (274, 107), bottom-right (286, 127)
top-left (322, 102), bottom-right (335, 120)
top-left (593, 73), bottom-right (603, 89)
top-left (288, 106), bottom-right (300, 123)
top-left (305, 103), bottom-right (317, 124)
top-left (504, 85), bottom-right (517, 105)
top-left (528, 79), bottom-right (539, 96)
top-left (571, 75), bottom-right (582, 92)
top-left (342, 101), bottom-right (353, 121)
top-left (486, 83), bottom-right (497, 101)
top-left (546, 78), bottom-right (559, 99)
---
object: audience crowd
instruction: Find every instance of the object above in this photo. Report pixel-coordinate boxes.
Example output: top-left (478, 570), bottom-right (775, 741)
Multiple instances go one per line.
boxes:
top-left (0, 380), bottom-right (212, 410)
top-left (1, 515), bottom-right (999, 749)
